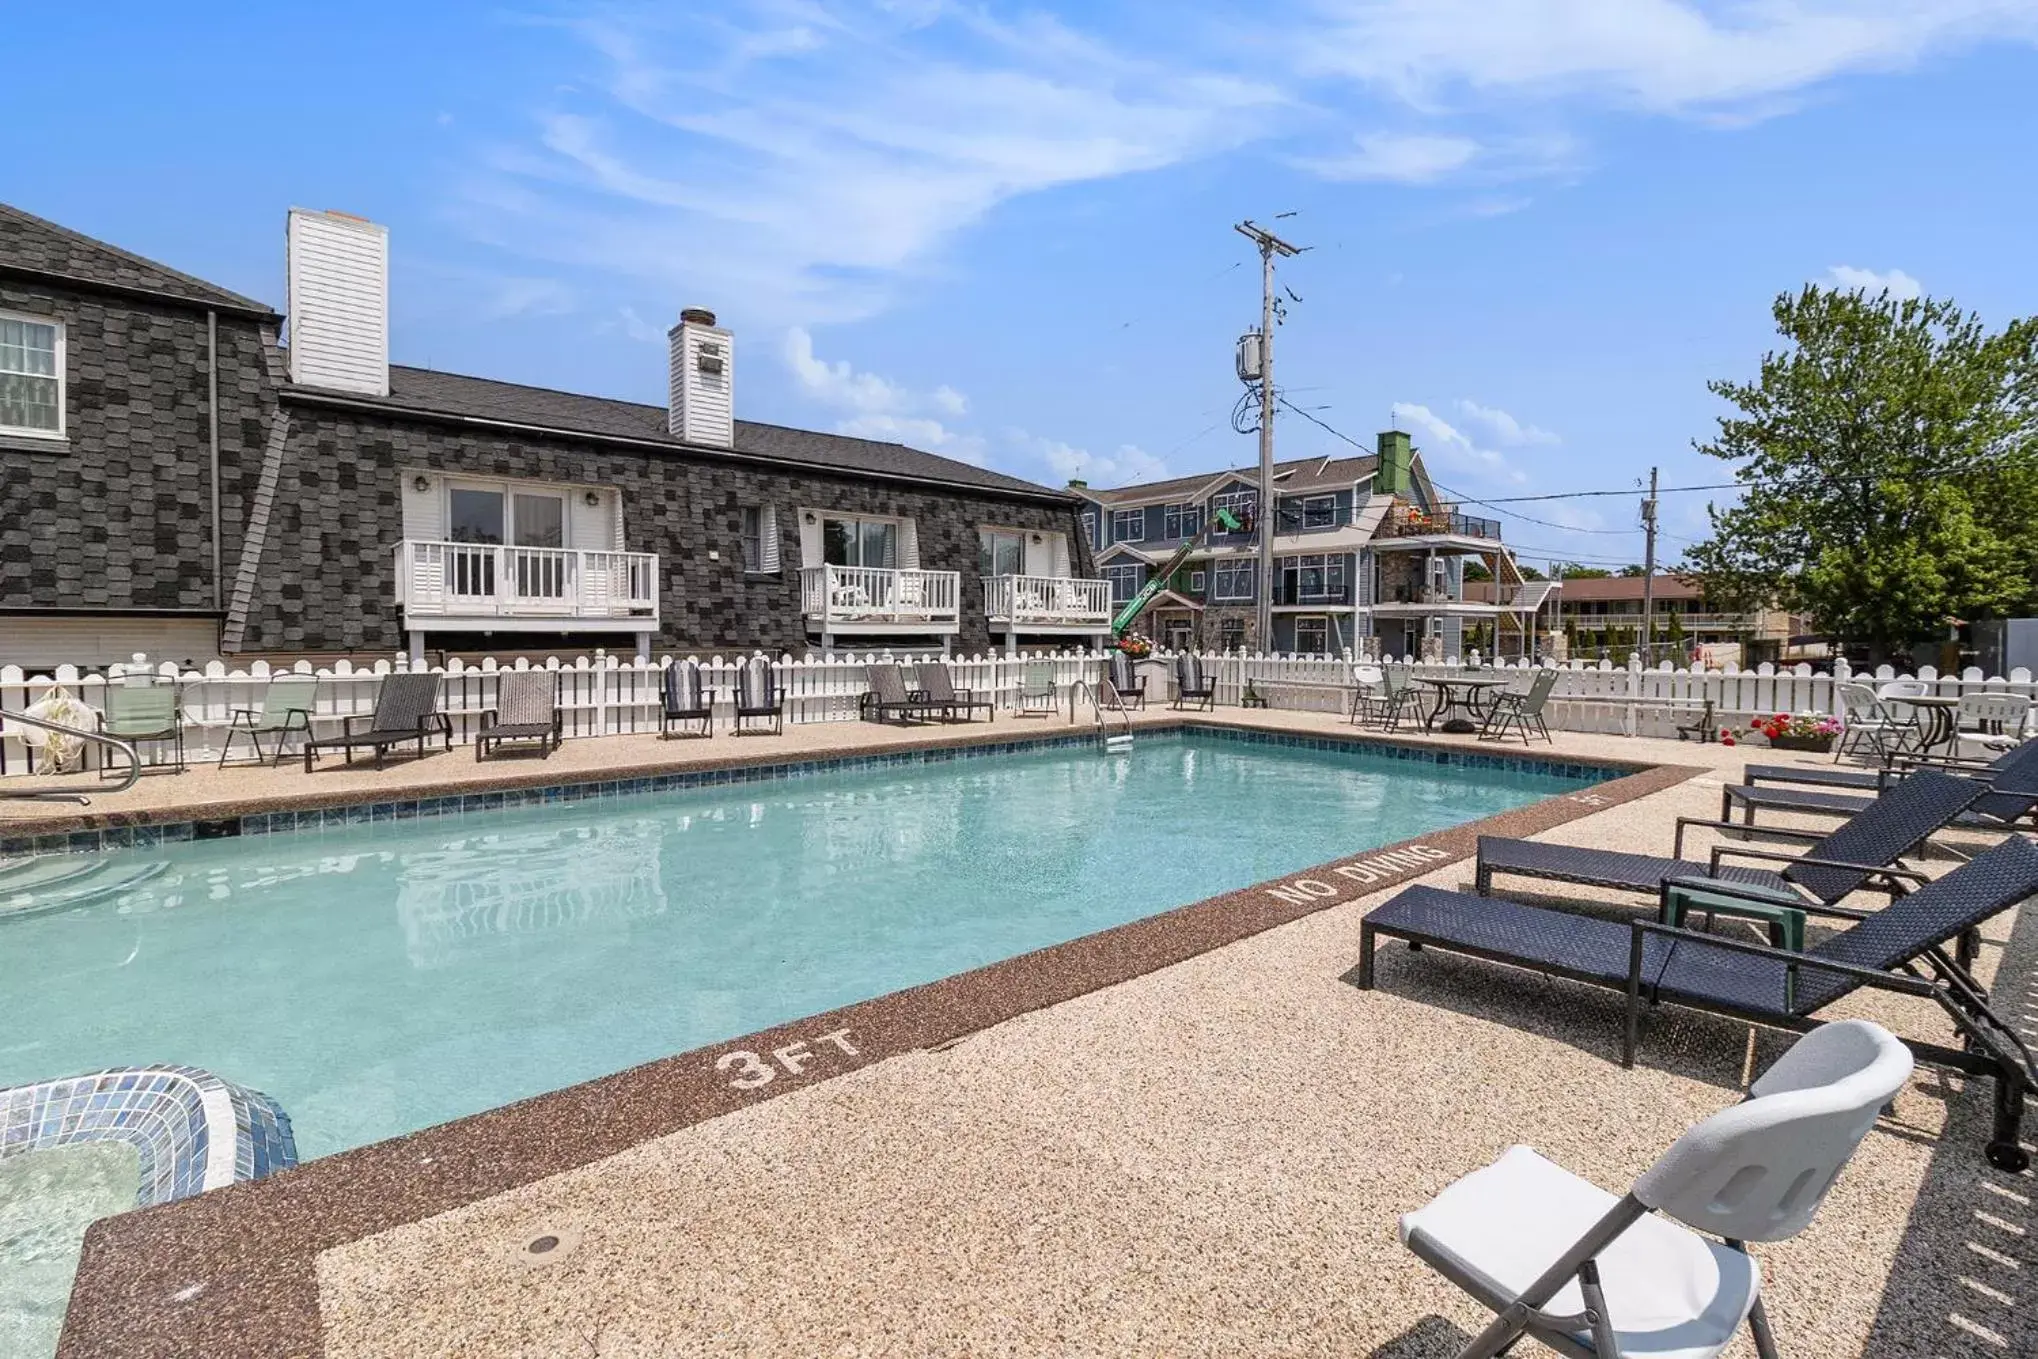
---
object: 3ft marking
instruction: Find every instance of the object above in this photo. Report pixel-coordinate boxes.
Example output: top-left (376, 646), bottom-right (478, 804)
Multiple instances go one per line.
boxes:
top-left (715, 1027), bottom-right (860, 1092)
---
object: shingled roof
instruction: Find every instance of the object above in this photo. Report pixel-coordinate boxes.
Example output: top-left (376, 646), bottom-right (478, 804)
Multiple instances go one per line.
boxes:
top-left (288, 365), bottom-right (1069, 500)
top-left (0, 201), bottom-right (272, 313)
top-left (1081, 453), bottom-right (1381, 504)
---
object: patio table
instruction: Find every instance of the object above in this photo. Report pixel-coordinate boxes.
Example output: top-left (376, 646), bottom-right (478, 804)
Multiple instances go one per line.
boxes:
top-left (1415, 675), bottom-right (1512, 734)
top-left (1887, 694), bottom-right (1961, 759)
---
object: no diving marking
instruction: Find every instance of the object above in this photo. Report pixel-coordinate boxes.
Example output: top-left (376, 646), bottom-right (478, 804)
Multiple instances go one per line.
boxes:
top-left (1261, 843), bottom-right (1454, 907)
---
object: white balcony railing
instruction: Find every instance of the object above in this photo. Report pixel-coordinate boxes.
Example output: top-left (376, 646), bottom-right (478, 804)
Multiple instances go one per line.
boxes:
top-left (982, 574), bottom-right (1113, 627)
top-left (800, 565), bottom-right (961, 628)
top-left (396, 540), bottom-right (658, 621)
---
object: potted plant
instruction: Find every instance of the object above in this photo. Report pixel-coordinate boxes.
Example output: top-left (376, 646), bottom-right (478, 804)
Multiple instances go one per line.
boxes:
top-left (1748, 712), bottom-right (1842, 752)
top-left (1117, 632), bottom-right (1153, 660)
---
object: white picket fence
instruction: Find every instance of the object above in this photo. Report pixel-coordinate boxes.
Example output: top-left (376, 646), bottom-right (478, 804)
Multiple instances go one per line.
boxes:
top-left (4, 648), bottom-right (2036, 771)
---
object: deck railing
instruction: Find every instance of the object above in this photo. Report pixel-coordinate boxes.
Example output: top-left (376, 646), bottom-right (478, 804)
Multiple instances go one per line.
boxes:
top-left (799, 566), bottom-right (960, 627)
top-left (982, 574), bottom-right (1112, 625)
top-left (396, 541), bottom-right (658, 620)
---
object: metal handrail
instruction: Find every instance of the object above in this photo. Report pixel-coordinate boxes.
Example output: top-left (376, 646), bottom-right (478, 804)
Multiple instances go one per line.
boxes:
top-left (0, 709), bottom-right (140, 804)
top-left (1069, 679), bottom-right (1133, 744)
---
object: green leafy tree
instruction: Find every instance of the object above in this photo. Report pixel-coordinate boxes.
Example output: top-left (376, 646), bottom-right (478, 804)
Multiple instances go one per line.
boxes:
top-left (1685, 286), bottom-right (2038, 662)
top-left (1559, 564), bottom-right (1614, 580)
top-left (1665, 609), bottom-right (1687, 658)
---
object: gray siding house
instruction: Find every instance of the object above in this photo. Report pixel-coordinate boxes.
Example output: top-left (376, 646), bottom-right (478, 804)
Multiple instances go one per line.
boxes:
top-left (0, 203), bottom-right (1103, 670)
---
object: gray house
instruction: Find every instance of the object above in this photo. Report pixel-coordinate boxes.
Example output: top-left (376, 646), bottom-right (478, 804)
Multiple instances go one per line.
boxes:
top-left (1, 203), bottom-right (1103, 670)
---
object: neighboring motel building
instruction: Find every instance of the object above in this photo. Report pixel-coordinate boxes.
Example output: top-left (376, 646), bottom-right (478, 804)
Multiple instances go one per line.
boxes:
top-left (0, 203), bottom-right (1104, 671)
top-left (1075, 436), bottom-right (1554, 658)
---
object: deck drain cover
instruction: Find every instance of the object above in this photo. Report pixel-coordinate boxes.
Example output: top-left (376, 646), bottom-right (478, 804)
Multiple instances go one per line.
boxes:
top-left (507, 1223), bottom-right (581, 1270)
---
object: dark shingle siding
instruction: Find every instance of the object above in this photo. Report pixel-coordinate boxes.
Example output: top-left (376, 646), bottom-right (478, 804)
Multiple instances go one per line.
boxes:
top-left (0, 203), bottom-right (271, 313)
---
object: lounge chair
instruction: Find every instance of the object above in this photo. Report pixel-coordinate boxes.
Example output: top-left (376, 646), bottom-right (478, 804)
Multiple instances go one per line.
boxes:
top-left (1360, 834), bottom-right (2038, 1172)
top-left (475, 671), bottom-right (562, 760)
top-left (1015, 662), bottom-right (1058, 717)
top-left (97, 681), bottom-right (185, 777)
top-left (1475, 767), bottom-right (1988, 909)
top-left (217, 675), bottom-right (317, 768)
top-left (1107, 652), bottom-right (1146, 711)
top-left (1722, 736), bottom-right (2038, 831)
top-left (1400, 1020), bottom-right (1911, 1359)
top-left (862, 664), bottom-right (936, 725)
top-left (660, 659), bottom-right (713, 737)
top-left (914, 662), bottom-right (992, 723)
top-left (1172, 653), bottom-right (1216, 711)
top-left (303, 672), bottom-right (451, 771)
top-left (732, 656), bottom-right (784, 735)
top-left (1480, 668), bottom-right (1559, 745)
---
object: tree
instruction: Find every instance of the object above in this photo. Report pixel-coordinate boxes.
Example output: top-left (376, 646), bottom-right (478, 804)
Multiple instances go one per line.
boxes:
top-left (1617, 564), bottom-right (1649, 578)
top-left (1559, 564), bottom-right (1614, 579)
top-left (1684, 286), bottom-right (2038, 662)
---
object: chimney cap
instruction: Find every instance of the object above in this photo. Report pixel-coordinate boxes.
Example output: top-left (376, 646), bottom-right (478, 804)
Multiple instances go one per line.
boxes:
top-left (1066, 478), bottom-right (1089, 489)
top-left (679, 307), bottom-right (718, 327)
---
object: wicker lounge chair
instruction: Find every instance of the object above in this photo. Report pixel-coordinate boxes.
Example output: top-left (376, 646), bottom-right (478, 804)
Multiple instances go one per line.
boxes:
top-left (732, 656), bottom-right (783, 735)
top-left (1107, 652), bottom-right (1146, 711)
top-left (217, 675), bottom-right (317, 768)
top-left (660, 659), bottom-right (713, 738)
top-left (1479, 668), bottom-right (1559, 745)
top-left (98, 681), bottom-right (185, 777)
top-left (1474, 768), bottom-right (1987, 909)
top-left (1360, 834), bottom-right (2038, 1172)
top-left (303, 672), bottom-right (451, 771)
top-left (1400, 1020), bottom-right (1911, 1359)
top-left (1172, 653), bottom-right (1215, 711)
top-left (862, 664), bottom-right (936, 725)
top-left (475, 671), bottom-right (562, 760)
top-left (1722, 737), bottom-right (2038, 831)
top-left (914, 662), bottom-right (992, 722)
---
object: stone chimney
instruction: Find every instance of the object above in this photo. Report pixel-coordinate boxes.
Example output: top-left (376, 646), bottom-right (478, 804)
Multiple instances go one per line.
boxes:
top-left (285, 208), bottom-right (389, 396)
top-left (668, 308), bottom-right (733, 447)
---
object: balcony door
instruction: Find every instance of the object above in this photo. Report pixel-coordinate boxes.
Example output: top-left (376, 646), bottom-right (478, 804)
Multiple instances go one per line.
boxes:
top-left (445, 483), bottom-right (570, 602)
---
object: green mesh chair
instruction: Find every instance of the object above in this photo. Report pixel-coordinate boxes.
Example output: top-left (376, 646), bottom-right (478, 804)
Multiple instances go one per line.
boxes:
top-left (97, 682), bottom-right (185, 777)
top-left (218, 676), bottom-right (319, 768)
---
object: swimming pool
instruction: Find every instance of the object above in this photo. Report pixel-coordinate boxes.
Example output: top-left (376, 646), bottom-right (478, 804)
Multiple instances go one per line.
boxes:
top-left (1, 731), bottom-right (1601, 1160)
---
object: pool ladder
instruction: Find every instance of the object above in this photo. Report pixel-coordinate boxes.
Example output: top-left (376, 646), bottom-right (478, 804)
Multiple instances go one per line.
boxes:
top-left (0, 707), bottom-right (141, 804)
top-left (1071, 680), bottom-right (1135, 753)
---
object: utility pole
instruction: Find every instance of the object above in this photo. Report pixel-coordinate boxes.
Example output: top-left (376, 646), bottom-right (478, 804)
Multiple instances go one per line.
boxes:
top-left (1234, 218), bottom-right (1301, 652)
top-left (1639, 466), bottom-right (1659, 666)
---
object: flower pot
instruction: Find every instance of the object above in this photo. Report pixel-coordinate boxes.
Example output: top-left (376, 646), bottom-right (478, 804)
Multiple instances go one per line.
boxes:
top-left (1765, 734), bottom-right (1834, 753)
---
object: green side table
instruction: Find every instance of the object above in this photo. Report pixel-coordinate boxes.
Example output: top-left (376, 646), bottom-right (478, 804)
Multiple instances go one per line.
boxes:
top-left (1660, 882), bottom-right (1807, 952)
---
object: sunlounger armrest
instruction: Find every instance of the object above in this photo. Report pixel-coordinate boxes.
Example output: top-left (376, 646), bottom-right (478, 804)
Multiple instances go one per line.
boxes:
top-left (1673, 814), bottom-right (1829, 857)
top-left (1628, 919), bottom-right (1939, 997)
top-left (1708, 843), bottom-right (1929, 888)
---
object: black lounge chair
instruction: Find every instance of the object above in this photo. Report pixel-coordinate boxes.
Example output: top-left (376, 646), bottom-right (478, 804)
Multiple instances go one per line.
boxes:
top-left (304, 672), bottom-right (451, 771)
top-left (1724, 738), bottom-right (2038, 831)
top-left (1740, 762), bottom-right (1885, 793)
top-left (1107, 652), bottom-right (1146, 711)
top-left (1172, 653), bottom-right (1216, 711)
top-left (475, 671), bottom-right (561, 760)
top-left (861, 664), bottom-right (936, 725)
top-left (1358, 834), bottom-right (2038, 1172)
top-left (732, 656), bottom-right (783, 735)
top-left (1475, 768), bottom-right (1988, 909)
top-left (914, 662), bottom-right (993, 723)
top-left (660, 659), bottom-right (713, 738)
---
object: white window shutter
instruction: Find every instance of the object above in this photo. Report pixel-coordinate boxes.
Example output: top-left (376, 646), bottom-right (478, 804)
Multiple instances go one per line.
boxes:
top-left (897, 519), bottom-right (918, 570)
top-left (760, 505), bottom-right (780, 571)
top-left (1051, 533), bottom-right (1069, 577)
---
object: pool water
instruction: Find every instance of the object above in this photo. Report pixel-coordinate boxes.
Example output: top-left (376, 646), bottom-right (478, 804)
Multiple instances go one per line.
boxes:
top-left (1, 734), bottom-right (1595, 1159)
top-left (0, 1141), bottom-right (140, 1359)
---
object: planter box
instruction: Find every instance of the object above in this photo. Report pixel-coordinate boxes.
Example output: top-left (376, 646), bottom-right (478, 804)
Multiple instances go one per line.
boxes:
top-left (1765, 734), bottom-right (1835, 753)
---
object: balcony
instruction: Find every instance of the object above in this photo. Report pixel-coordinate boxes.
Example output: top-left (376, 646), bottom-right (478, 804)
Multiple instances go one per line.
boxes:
top-left (1271, 580), bottom-right (1354, 607)
top-left (983, 574), bottom-right (1113, 630)
top-left (800, 565), bottom-right (961, 634)
top-left (395, 540), bottom-right (658, 632)
top-left (1375, 505), bottom-right (1503, 545)
top-left (1561, 610), bottom-right (1754, 633)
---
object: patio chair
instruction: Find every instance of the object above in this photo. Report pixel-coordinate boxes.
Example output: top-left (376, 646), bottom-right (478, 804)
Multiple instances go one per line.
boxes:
top-left (1474, 767), bottom-right (1988, 911)
top-left (1953, 690), bottom-right (2034, 757)
top-left (1346, 664), bottom-right (1383, 725)
top-left (475, 671), bottom-right (562, 760)
top-left (1721, 735), bottom-right (2038, 833)
top-left (1108, 652), bottom-right (1146, 711)
top-left (1172, 653), bottom-right (1216, 711)
top-left (1015, 662), bottom-right (1059, 717)
top-left (860, 665), bottom-right (929, 725)
top-left (1362, 663), bottom-right (1420, 730)
top-left (915, 661), bottom-right (993, 723)
top-left (97, 681), bottom-right (185, 777)
top-left (1833, 681), bottom-right (1907, 765)
top-left (1361, 834), bottom-right (2038, 1172)
top-left (303, 672), bottom-right (451, 771)
top-left (732, 656), bottom-right (784, 735)
top-left (1479, 668), bottom-right (1559, 745)
top-left (217, 675), bottom-right (319, 768)
top-left (1398, 1020), bottom-right (1912, 1359)
top-left (660, 659), bottom-right (714, 738)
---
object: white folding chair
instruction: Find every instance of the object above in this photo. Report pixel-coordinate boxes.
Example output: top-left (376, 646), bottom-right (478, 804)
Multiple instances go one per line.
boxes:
top-left (1399, 1020), bottom-right (1912, 1358)
top-left (1954, 691), bottom-right (2034, 758)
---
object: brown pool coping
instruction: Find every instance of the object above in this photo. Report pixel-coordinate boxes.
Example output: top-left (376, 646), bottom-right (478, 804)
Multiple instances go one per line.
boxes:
top-left (55, 728), bottom-right (1700, 1358)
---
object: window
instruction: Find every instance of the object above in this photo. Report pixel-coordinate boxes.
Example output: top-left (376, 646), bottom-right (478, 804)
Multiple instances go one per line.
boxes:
top-left (823, 516), bottom-right (896, 568)
top-left (1213, 559), bottom-right (1255, 601)
top-left (1104, 563), bottom-right (1144, 603)
top-left (1188, 569), bottom-right (1206, 594)
top-left (740, 506), bottom-right (780, 572)
top-left (1080, 511), bottom-right (1097, 546)
top-left (979, 528), bottom-right (1025, 578)
top-left (1295, 617), bottom-right (1329, 656)
top-left (1219, 618), bottom-right (1246, 651)
top-left (1211, 490), bottom-right (1256, 532)
top-left (1303, 495), bottom-right (1336, 529)
top-left (0, 314), bottom-right (62, 435)
top-left (1164, 502), bottom-right (1201, 540)
top-left (1111, 507), bottom-right (1147, 543)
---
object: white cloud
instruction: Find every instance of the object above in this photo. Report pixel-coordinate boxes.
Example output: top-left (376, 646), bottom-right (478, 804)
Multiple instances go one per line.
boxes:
top-left (1456, 398), bottom-right (1558, 446)
top-left (782, 327), bottom-right (985, 462)
top-left (1295, 130), bottom-right (1481, 182)
top-left (1390, 401), bottom-right (1530, 484)
top-left (1009, 431), bottom-right (1169, 487)
top-left (1824, 264), bottom-right (1924, 300)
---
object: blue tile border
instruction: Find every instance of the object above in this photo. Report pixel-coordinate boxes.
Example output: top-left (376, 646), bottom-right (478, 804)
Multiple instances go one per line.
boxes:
top-left (1, 724), bottom-right (1619, 859)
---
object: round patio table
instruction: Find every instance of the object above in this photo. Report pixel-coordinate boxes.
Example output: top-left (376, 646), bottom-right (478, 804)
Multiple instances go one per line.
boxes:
top-left (1887, 693), bottom-right (1961, 758)
top-left (1416, 675), bottom-right (1512, 734)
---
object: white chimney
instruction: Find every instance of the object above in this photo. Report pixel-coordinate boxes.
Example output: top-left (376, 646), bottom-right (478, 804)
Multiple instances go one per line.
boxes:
top-left (668, 308), bottom-right (733, 447)
top-left (285, 208), bottom-right (389, 396)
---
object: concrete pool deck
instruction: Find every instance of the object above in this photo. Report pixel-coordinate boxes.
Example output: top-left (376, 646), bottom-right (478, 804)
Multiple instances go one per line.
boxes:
top-left (38, 714), bottom-right (2037, 1357)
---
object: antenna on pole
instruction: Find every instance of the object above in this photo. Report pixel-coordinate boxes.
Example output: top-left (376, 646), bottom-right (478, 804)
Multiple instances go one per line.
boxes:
top-left (1233, 219), bottom-right (1305, 653)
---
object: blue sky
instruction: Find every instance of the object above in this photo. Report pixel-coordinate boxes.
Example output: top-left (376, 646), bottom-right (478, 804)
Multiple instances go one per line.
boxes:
top-left (9, 2), bottom-right (2038, 570)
